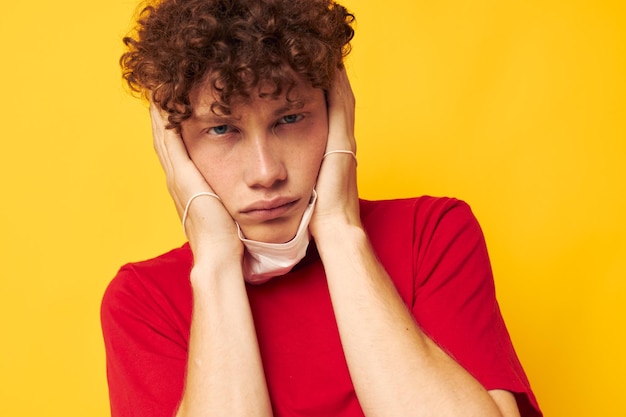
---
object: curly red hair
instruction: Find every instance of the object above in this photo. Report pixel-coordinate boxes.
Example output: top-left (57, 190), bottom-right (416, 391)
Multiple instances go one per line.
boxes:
top-left (121, 0), bottom-right (355, 131)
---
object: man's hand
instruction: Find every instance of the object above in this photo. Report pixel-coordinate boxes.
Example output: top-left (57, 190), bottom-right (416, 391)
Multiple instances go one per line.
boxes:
top-left (150, 103), bottom-right (242, 259)
top-left (310, 68), bottom-right (361, 237)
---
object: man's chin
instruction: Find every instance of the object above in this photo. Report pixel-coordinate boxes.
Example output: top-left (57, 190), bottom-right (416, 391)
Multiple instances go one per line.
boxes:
top-left (238, 220), bottom-right (299, 244)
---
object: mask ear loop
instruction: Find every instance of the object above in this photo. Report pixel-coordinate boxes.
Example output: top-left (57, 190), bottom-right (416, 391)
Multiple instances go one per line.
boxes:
top-left (182, 192), bottom-right (221, 237)
top-left (314, 150), bottom-right (357, 194)
top-left (323, 150), bottom-right (357, 166)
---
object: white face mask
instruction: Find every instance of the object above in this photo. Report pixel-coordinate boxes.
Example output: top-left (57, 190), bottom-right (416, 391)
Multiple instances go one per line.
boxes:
top-left (237, 191), bottom-right (317, 284)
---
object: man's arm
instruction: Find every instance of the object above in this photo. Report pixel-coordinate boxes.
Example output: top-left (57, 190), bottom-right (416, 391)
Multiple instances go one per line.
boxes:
top-left (177, 255), bottom-right (272, 417)
top-left (311, 69), bottom-right (519, 417)
top-left (314, 223), bottom-right (508, 417)
top-left (490, 390), bottom-right (522, 417)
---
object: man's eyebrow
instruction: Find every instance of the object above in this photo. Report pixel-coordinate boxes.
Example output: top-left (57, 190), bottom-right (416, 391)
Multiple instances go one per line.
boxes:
top-left (272, 99), bottom-right (308, 116)
top-left (191, 97), bottom-right (312, 121)
top-left (191, 111), bottom-right (237, 123)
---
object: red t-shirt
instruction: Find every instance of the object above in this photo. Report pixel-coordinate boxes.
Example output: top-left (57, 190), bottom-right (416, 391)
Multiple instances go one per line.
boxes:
top-left (101, 196), bottom-right (542, 416)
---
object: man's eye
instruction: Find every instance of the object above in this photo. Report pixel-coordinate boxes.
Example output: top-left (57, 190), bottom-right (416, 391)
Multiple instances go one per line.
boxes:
top-left (208, 125), bottom-right (231, 135)
top-left (279, 114), bottom-right (302, 124)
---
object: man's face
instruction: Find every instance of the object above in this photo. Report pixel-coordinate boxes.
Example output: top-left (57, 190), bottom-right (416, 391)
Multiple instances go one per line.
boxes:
top-left (180, 79), bottom-right (328, 243)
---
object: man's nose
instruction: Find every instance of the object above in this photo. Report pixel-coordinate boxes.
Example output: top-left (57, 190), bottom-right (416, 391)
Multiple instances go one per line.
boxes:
top-left (243, 133), bottom-right (287, 189)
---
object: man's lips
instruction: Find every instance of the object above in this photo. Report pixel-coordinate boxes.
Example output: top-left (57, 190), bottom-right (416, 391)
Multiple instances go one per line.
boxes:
top-left (240, 197), bottom-right (300, 221)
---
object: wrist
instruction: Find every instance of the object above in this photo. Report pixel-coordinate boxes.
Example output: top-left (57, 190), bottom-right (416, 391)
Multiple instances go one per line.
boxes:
top-left (310, 205), bottom-right (362, 238)
top-left (185, 217), bottom-right (243, 264)
top-left (190, 249), bottom-right (244, 289)
top-left (313, 221), bottom-right (368, 257)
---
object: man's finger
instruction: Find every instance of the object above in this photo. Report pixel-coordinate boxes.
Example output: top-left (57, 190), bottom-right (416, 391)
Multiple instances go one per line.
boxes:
top-left (150, 102), bottom-right (173, 175)
top-left (326, 68), bottom-right (356, 153)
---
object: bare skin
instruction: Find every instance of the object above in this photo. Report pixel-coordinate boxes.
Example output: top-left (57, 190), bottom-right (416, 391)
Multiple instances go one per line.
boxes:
top-left (151, 99), bottom-right (272, 417)
top-left (150, 69), bottom-right (521, 417)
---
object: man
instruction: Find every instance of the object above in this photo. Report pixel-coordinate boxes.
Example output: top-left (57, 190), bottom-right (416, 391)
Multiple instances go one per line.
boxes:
top-left (102, 1), bottom-right (542, 416)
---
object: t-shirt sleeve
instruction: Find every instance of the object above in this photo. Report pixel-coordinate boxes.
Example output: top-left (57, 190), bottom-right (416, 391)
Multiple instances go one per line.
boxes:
top-left (411, 199), bottom-right (542, 417)
top-left (101, 264), bottom-right (188, 417)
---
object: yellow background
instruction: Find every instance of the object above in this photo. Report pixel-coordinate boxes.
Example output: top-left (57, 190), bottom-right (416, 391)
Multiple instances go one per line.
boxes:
top-left (0, 0), bottom-right (624, 415)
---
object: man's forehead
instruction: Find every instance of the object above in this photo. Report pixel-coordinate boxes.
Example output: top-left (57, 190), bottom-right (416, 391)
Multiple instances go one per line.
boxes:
top-left (190, 82), bottom-right (316, 120)
top-left (191, 98), bottom-right (307, 121)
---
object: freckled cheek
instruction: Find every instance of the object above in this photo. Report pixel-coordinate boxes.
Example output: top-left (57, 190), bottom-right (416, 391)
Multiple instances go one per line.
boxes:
top-left (300, 133), bottom-right (328, 184)
top-left (197, 161), bottom-right (232, 191)
top-left (182, 146), bottom-right (230, 193)
top-left (313, 129), bottom-right (329, 160)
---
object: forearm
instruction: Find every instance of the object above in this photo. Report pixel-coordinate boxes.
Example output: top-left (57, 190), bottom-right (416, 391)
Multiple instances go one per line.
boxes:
top-left (316, 223), bottom-right (503, 417)
top-left (176, 259), bottom-right (272, 417)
